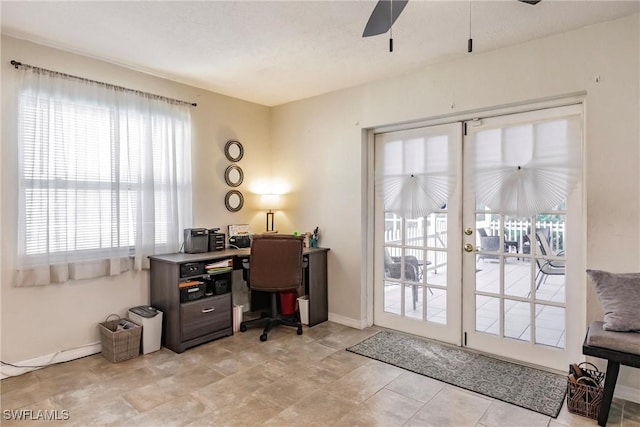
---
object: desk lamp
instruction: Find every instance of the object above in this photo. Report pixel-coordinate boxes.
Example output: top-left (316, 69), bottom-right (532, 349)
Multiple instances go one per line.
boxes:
top-left (261, 194), bottom-right (281, 232)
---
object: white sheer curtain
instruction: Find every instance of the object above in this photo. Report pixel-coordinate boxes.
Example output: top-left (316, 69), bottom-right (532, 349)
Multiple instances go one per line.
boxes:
top-left (14, 67), bottom-right (192, 286)
top-left (468, 105), bottom-right (582, 217)
top-left (375, 124), bottom-right (459, 219)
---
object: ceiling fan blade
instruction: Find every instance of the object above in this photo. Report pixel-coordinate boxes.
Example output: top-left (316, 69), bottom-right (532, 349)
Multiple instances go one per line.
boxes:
top-left (363, 0), bottom-right (409, 37)
top-left (517, 0), bottom-right (542, 4)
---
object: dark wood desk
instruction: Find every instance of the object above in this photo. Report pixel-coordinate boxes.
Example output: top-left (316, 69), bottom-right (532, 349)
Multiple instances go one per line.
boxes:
top-left (149, 247), bottom-right (329, 353)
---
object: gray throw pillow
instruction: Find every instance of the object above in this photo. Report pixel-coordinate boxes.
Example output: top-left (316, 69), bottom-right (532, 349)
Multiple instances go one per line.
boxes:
top-left (587, 269), bottom-right (640, 332)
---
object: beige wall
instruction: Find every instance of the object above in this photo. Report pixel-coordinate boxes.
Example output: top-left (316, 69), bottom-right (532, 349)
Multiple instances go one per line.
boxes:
top-left (1, 36), bottom-right (271, 363)
top-left (271, 14), bottom-right (639, 388)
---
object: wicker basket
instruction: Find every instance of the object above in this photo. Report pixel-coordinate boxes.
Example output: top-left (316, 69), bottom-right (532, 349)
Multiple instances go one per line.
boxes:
top-left (566, 362), bottom-right (605, 419)
top-left (98, 314), bottom-right (142, 363)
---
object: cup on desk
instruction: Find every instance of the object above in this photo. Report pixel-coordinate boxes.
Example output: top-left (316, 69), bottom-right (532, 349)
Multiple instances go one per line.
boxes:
top-left (309, 237), bottom-right (318, 248)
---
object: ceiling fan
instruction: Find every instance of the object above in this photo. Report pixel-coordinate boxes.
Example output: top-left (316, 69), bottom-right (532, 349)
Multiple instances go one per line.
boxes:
top-left (363, 0), bottom-right (542, 52)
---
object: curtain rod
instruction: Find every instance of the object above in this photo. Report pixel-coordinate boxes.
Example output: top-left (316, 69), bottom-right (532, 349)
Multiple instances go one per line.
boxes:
top-left (10, 60), bottom-right (197, 107)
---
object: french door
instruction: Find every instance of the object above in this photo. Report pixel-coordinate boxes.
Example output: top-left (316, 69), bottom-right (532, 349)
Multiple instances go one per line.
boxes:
top-left (374, 104), bottom-right (584, 371)
top-left (462, 105), bottom-right (584, 371)
top-left (373, 123), bottom-right (462, 345)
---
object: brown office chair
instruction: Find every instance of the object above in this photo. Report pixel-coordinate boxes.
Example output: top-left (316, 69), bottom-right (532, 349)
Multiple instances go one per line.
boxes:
top-left (239, 234), bottom-right (304, 342)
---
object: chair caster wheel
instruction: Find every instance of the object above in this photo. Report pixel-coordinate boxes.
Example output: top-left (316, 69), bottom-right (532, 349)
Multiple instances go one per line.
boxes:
top-left (297, 327), bottom-right (303, 335)
top-left (260, 333), bottom-right (268, 342)
top-left (240, 324), bottom-right (247, 332)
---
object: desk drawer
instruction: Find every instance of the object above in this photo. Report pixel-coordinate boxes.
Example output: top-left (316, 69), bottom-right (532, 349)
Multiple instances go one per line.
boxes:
top-left (180, 294), bottom-right (231, 341)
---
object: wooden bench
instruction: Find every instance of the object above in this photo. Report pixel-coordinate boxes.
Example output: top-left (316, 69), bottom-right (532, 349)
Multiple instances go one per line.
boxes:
top-left (582, 321), bottom-right (640, 426)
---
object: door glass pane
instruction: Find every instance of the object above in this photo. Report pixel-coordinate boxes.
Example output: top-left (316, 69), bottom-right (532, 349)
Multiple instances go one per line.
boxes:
top-left (427, 288), bottom-right (447, 324)
top-left (532, 213), bottom-right (566, 304)
top-left (384, 212), bottom-right (402, 245)
top-left (535, 304), bottom-right (565, 349)
top-left (405, 218), bottom-right (424, 247)
top-left (425, 250), bottom-right (447, 286)
top-left (476, 254), bottom-right (499, 293)
top-left (503, 215), bottom-right (524, 256)
top-left (383, 281), bottom-right (401, 315)
top-left (535, 275), bottom-right (566, 303)
top-left (504, 300), bottom-right (530, 342)
top-left (504, 257), bottom-right (532, 298)
top-left (405, 284), bottom-right (423, 320)
top-left (406, 248), bottom-right (424, 283)
top-left (426, 213), bottom-right (447, 249)
top-left (476, 213), bottom-right (501, 253)
top-left (476, 295), bottom-right (499, 335)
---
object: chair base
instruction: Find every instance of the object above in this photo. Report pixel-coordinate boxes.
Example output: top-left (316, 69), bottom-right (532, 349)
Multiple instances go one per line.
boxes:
top-left (240, 293), bottom-right (303, 341)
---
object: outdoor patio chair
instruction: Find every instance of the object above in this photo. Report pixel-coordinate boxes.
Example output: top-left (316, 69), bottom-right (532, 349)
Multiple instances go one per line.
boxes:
top-left (478, 228), bottom-right (519, 259)
top-left (384, 250), bottom-right (430, 310)
top-left (533, 231), bottom-right (565, 289)
top-left (478, 228), bottom-right (500, 261)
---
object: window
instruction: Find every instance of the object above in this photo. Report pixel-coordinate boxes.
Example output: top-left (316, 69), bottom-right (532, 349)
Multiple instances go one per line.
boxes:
top-left (15, 67), bottom-right (192, 285)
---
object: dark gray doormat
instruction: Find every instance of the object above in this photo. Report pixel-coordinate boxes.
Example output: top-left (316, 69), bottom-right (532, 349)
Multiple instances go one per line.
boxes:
top-left (346, 330), bottom-right (566, 418)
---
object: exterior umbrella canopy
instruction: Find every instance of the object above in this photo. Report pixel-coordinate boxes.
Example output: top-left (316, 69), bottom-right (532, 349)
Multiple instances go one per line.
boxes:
top-left (375, 124), bottom-right (459, 220)
top-left (469, 115), bottom-right (582, 218)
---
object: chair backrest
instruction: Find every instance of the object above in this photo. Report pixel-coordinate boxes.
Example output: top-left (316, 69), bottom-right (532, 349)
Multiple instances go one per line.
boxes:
top-left (536, 231), bottom-right (553, 256)
top-left (249, 234), bottom-right (304, 292)
top-left (478, 228), bottom-right (489, 238)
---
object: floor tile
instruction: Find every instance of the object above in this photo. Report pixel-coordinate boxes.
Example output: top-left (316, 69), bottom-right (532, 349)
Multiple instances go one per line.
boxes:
top-left (262, 389), bottom-right (358, 426)
top-left (405, 386), bottom-right (493, 427)
top-left (336, 388), bottom-right (425, 427)
top-left (328, 360), bottom-right (404, 404)
top-left (384, 371), bottom-right (446, 403)
top-left (479, 400), bottom-right (550, 427)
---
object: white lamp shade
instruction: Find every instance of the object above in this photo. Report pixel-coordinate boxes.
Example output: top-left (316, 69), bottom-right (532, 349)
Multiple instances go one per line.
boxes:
top-left (261, 194), bottom-right (282, 210)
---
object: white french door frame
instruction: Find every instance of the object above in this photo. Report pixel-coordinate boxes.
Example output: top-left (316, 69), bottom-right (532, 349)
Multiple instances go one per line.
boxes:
top-left (364, 94), bottom-right (587, 372)
top-left (372, 123), bottom-right (463, 345)
top-left (461, 104), bottom-right (586, 372)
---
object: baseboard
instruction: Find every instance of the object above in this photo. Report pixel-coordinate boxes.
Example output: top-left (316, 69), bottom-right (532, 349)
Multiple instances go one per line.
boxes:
top-left (328, 312), bottom-right (368, 329)
top-left (615, 384), bottom-right (640, 404)
top-left (0, 342), bottom-right (101, 379)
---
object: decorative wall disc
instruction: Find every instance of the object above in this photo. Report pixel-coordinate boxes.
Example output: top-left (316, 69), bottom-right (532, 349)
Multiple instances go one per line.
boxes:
top-left (224, 190), bottom-right (244, 212)
top-left (224, 140), bottom-right (244, 162)
top-left (224, 165), bottom-right (244, 187)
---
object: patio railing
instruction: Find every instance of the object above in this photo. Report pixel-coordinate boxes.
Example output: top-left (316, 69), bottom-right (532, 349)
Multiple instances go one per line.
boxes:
top-left (384, 216), bottom-right (566, 270)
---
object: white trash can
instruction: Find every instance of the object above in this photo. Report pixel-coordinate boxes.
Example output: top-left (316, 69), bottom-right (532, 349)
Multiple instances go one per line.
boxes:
top-left (233, 304), bottom-right (243, 332)
top-left (297, 296), bottom-right (309, 325)
top-left (128, 306), bottom-right (163, 354)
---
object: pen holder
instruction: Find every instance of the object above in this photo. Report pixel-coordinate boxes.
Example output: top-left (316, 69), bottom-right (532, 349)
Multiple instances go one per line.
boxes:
top-left (309, 237), bottom-right (318, 248)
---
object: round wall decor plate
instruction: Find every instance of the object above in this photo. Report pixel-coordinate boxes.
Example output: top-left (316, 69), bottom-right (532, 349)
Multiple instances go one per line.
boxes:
top-left (224, 140), bottom-right (244, 162)
top-left (224, 165), bottom-right (244, 187)
top-left (225, 190), bottom-right (244, 212)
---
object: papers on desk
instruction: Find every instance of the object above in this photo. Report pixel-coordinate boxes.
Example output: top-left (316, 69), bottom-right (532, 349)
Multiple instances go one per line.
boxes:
top-left (228, 224), bottom-right (250, 237)
top-left (205, 258), bottom-right (233, 274)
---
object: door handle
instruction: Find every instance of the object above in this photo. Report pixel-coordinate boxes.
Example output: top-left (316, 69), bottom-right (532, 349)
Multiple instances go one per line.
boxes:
top-left (464, 227), bottom-right (473, 236)
top-left (463, 243), bottom-right (476, 253)
top-left (201, 308), bottom-right (215, 313)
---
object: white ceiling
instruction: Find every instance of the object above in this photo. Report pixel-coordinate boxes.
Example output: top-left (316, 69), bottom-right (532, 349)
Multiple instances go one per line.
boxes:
top-left (2, 1), bottom-right (638, 106)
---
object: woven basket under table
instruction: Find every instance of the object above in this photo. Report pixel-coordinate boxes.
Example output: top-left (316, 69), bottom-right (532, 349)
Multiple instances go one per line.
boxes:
top-left (98, 317), bottom-right (142, 363)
